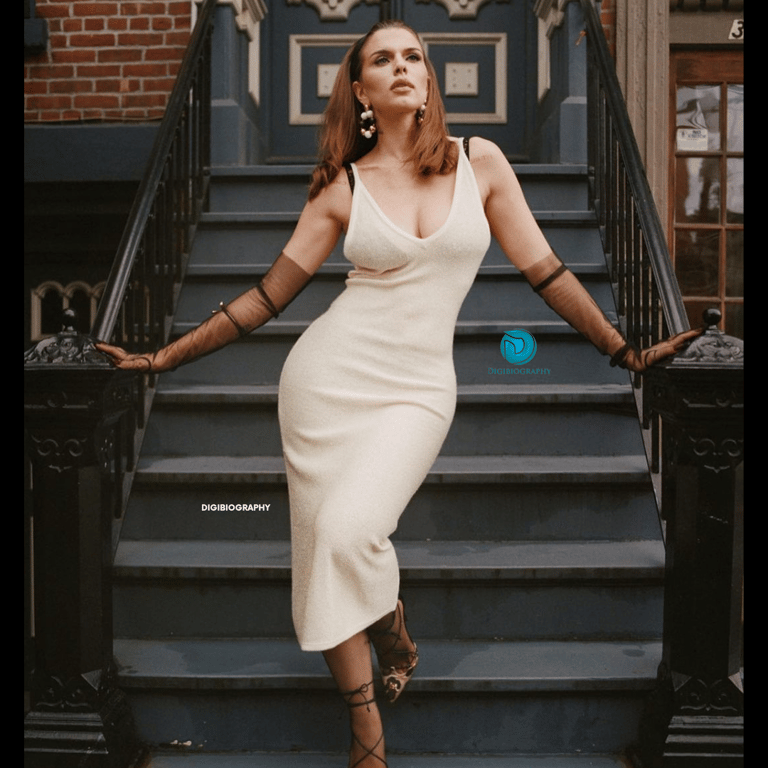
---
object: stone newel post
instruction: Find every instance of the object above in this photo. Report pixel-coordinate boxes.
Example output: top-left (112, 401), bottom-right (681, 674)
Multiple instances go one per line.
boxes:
top-left (637, 309), bottom-right (744, 766)
top-left (24, 311), bottom-right (145, 767)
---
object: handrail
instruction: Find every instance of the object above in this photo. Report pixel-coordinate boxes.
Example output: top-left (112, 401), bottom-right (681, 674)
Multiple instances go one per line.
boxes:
top-left (91, 0), bottom-right (216, 347)
top-left (88, 0), bottom-right (215, 529)
top-left (578, 0), bottom-right (690, 506)
top-left (575, 6), bottom-right (744, 754)
top-left (23, 9), bottom-right (218, 740)
top-left (579, 0), bottom-right (689, 342)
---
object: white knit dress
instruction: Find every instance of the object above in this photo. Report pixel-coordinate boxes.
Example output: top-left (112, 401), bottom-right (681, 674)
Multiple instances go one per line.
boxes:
top-left (278, 139), bottom-right (491, 651)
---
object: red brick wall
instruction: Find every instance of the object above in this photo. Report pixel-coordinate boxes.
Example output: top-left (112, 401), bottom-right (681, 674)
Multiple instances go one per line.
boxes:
top-left (24, 2), bottom-right (192, 123)
top-left (600, 0), bottom-right (616, 58)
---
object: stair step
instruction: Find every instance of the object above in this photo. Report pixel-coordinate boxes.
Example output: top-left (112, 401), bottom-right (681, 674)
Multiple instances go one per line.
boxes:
top-left (173, 319), bottom-right (596, 336)
top-left (147, 754), bottom-right (630, 768)
top-left (113, 540), bottom-right (663, 640)
top-left (183, 262), bottom-right (607, 277)
top-left (133, 453), bottom-right (652, 485)
top-left (199, 210), bottom-right (597, 230)
top-left (123, 487), bottom-right (658, 543)
top-left (118, 640), bottom-right (657, 753)
top-left (115, 636), bottom-right (660, 693)
top-left (208, 164), bottom-right (589, 177)
top-left (206, 163), bottom-right (591, 214)
top-left (123, 452), bottom-right (658, 543)
top-left (114, 539), bottom-right (664, 582)
top-left (157, 323), bottom-right (632, 387)
top-left (188, 222), bottom-right (608, 269)
top-left (116, 636), bottom-right (659, 753)
top-left (152, 382), bottom-right (633, 406)
top-left (175, 262), bottom-right (616, 325)
top-left (144, 382), bottom-right (641, 458)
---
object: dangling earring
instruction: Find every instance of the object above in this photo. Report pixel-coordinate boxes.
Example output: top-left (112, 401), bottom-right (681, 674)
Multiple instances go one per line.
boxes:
top-left (360, 105), bottom-right (377, 139)
top-left (416, 101), bottom-right (427, 125)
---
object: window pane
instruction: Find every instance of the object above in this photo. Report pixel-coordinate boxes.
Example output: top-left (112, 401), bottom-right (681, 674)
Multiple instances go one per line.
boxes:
top-left (725, 303), bottom-right (743, 340)
top-left (675, 157), bottom-right (721, 223)
top-left (726, 230), bottom-right (743, 297)
top-left (727, 84), bottom-right (744, 152)
top-left (676, 84), bottom-right (720, 151)
top-left (726, 158), bottom-right (744, 223)
top-left (675, 229), bottom-right (719, 296)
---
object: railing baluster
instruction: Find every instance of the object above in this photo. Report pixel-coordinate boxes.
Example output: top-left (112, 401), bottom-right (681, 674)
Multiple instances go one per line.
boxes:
top-left (578, 0), bottom-right (692, 514)
top-left (631, 194), bottom-right (640, 346)
top-left (614, 134), bottom-right (623, 311)
top-left (79, 0), bottom-right (217, 519)
top-left (92, 0), bottom-right (216, 347)
top-left (641, 234), bottom-right (650, 349)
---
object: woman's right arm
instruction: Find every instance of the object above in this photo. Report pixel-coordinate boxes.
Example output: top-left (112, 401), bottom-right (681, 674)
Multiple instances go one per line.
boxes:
top-left (96, 173), bottom-right (351, 371)
top-left (473, 137), bottom-right (701, 372)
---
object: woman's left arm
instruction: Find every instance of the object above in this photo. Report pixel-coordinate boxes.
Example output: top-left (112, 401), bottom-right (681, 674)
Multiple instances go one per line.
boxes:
top-left (471, 138), bottom-right (552, 272)
top-left (472, 138), bottom-right (701, 371)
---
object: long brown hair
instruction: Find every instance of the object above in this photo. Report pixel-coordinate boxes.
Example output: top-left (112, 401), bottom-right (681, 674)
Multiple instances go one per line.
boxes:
top-left (308, 20), bottom-right (457, 201)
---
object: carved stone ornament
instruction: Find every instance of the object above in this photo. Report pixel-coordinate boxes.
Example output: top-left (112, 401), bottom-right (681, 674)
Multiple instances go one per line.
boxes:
top-left (533, 0), bottom-right (569, 35)
top-left (671, 670), bottom-right (743, 719)
top-left (35, 667), bottom-right (115, 713)
top-left (286, 0), bottom-right (378, 22)
top-left (28, 433), bottom-right (91, 473)
top-left (25, 663), bottom-right (144, 767)
top-left (24, 309), bottom-right (110, 368)
top-left (416, 0), bottom-right (509, 21)
top-left (674, 308), bottom-right (744, 366)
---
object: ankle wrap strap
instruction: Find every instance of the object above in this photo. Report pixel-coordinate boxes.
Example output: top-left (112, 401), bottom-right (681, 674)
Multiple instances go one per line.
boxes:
top-left (341, 680), bottom-right (375, 710)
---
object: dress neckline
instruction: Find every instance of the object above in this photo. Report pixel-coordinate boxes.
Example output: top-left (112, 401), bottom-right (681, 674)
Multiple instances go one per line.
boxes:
top-left (351, 138), bottom-right (465, 244)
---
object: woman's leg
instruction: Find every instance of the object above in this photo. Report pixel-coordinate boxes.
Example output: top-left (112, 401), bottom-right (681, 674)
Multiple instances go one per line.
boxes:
top-left (323, 630), bottom-right (387, 767)
top-left (367, 598), bottom-right (419, 703)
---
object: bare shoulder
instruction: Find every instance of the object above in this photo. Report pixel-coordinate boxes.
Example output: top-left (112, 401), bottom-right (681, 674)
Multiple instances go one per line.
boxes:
top-left (308, 165), bottom-right (353, 221)
top-left (465, 137), bottom-right (520, 203)
top-left (468, 137), bottom-right (516, 177)
top-left (467, 136), bottom-right (503, 162)
top-left (282, 167), bottom-right (349, 271)
top-left (467, 137), bottom-right (551, 269)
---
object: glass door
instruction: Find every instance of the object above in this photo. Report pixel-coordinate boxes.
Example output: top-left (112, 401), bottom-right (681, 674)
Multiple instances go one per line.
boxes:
top-left (670, 50), bottom-right (743, 338)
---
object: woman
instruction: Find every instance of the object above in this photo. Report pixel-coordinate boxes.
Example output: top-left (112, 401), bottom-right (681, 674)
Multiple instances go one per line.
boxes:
top-left (97, 20), bottom-right (699, 767)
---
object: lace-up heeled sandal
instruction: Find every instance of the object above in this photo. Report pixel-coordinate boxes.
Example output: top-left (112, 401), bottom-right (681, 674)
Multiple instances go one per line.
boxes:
top-left (341, 681), bottom-right (387, 768)
top-left (367, 597), bottom-right (419, 704)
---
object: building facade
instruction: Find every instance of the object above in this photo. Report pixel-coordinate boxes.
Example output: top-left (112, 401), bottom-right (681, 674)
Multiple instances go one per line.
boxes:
top-left (24, 2), bottom-right (744, 761)
top-left (600, 0), bottom-right (744, 337)
top-left (24, 0), bottom-right (744, 344)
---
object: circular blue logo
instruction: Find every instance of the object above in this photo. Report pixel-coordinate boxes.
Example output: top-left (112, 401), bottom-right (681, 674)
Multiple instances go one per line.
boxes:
top-left (500, 330), bottom-right (537, 365)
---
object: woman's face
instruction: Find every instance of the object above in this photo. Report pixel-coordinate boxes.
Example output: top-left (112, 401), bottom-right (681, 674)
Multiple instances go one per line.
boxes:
top-left (352, 27), bottom-right (429, 116)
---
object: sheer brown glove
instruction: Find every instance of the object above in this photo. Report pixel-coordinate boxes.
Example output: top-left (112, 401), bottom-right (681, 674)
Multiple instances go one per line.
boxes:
top-left (96, 252), bottom-right (312, 372)
top-left (611, 328), bottom-right (703, 373)
top-left (522, 251), bottom-right (702, 372)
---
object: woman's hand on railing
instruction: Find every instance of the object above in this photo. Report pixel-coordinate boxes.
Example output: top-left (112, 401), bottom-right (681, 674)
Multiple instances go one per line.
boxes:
top-left (613, 327), bottom-right (704, 372)
top-left (95, 343), bottom-right (159, 372)
top-left (95, 253), bottom-right (314, 375)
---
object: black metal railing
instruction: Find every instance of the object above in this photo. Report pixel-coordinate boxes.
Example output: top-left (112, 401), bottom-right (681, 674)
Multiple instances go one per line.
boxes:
top-left (579, 0), bottom-right (689, 497)
top-left (24, 5), bottom-right (218, 761)
top-left (92, 0), bottom-right (216, 417)
top-left (577, 3), bottom-right (743, 759)
top-left (86, 0), bottom-right (216, 519)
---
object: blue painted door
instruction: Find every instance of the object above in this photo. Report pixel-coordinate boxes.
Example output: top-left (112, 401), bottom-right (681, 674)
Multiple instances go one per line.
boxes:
top-left (261, 0), bottom-right (538, 162)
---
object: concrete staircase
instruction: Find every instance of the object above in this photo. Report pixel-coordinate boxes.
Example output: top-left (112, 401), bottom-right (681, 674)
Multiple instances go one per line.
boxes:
top-left (112, 163), bottom-right (662, 764)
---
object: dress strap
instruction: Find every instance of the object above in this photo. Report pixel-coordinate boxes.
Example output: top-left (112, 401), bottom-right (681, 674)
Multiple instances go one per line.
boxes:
top-left (344, 162), bottom-right (355, 194)
top-left (346, 140), bottom-right (467, 194)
